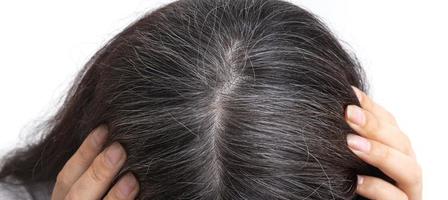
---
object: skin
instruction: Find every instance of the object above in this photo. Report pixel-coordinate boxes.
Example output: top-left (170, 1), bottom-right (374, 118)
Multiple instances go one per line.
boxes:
top-left (346, 86), bottom-right (422, 200)
top-left (51, 86), bottom-right (422, 200)
top-left (51, 125), bottom-right (139, 200)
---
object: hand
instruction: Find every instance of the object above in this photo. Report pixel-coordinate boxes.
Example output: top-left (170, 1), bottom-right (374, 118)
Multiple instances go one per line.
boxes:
top-left (345, 86), bottom-right (422, 200)
top-left (51, 125), bottom-right (139, 200)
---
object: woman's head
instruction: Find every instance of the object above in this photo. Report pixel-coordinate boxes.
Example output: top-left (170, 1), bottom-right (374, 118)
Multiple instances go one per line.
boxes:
top-left (1, 0), bottom-right (390, 199)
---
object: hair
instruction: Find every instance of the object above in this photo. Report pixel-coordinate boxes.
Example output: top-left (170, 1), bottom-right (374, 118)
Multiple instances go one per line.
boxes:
top-left (0, 0), bottom-right (391, 199)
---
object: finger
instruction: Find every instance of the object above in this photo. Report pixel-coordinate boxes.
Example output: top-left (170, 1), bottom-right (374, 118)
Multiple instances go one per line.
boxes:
top-left (356, 175), bottom-right (408, 200)
top-left (65, 142), bottom-right (127, 200)
top-left (351, 86), bottom-right (398, 125)
top-left (345, 105), bottom-right (413, 156)
top-left (104, 173), bottom-right (139, 200)
top-left (347, 134), bottom-right (422, 197)
top-left (52, 125), bottom-right (108, 200)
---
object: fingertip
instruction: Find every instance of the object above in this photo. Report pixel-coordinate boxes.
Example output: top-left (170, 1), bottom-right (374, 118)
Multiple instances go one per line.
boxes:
top-left (116, 172), bottom-right (139, 199)
top-left (354, 175), bottom-right (409, 200)
top-left (346, 134), bottom-right (371, 153)
top-left (354, 175), bottom-right (365, 197)
top-left (345, 105), bottom-right (366, 127)
top-left (104, 142), bottom-right (126, 167)
top-left (351, 85), bottom-right (363, 102)
top-left (98, 124), bottom-right (109, 133)
top-left (357, 175), bottom-right (364, 185)
top-left (91, 125), bottom-right (109, 147)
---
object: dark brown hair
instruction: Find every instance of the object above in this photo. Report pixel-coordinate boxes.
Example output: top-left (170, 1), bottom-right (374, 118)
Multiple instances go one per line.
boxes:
top-left (0, 0), bottom-right (390, 199)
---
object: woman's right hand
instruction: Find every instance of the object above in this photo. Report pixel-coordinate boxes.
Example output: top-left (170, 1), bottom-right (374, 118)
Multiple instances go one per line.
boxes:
top-left (346, 86), bottom-right (422, 200)
top-left (51, 125), bottom-right (139, 200)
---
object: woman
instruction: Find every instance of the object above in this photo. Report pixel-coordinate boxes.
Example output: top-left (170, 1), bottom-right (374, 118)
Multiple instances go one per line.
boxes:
top-left (0, 0), bottom-right (421, 199)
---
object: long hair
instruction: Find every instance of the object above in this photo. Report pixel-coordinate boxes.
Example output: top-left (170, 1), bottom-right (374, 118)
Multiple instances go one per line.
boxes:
top-left (0, 0), bottom-right (390, 199)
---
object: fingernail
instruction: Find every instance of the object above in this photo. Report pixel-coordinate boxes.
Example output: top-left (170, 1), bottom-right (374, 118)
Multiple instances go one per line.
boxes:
top-left (357, 175), bottom-right (364, 185)
top-left (92, 125), bottom-right (108, 146)
top-left (117, 173), bottom-right (138, 198)
top-left (346, 105), bottom-right (365, 126)
top-left (351, 86), bottom-right (363, 102)
top-left (347, 134), bottom-right (371, 153)
top-left (105, 142), bottom-right (124, 166)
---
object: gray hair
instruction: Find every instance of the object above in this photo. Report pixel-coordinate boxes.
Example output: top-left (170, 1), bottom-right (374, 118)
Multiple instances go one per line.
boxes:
top-left (0, 0), bottom-right (390, 199)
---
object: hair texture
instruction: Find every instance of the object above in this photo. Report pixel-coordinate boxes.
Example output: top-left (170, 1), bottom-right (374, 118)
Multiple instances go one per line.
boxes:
top-left (0, 0), bottom-right (391, 199)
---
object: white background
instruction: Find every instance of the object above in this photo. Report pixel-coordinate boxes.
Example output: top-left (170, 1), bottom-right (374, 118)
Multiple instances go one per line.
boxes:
top-left (0, 0), bottom-right (446, 199)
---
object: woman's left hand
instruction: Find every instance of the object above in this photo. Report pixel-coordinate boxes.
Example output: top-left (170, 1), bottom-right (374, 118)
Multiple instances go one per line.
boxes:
top-left (345, 86), bottom-right (422, 200)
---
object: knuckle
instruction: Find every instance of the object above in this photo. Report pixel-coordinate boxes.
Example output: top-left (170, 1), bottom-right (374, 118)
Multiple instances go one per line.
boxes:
top-left (105, 187), bottom-right (124, 200)
top-left (112, 188), bottom-right (124, 200)
top-left (401, 133), bottom-right (413, 151)
top-left (381, 146), bottom-right (391, 161)
top-left (76, 145), bottom-right (92, 164)
top-left (382, 107), bottom-right (398, 123)
top-left (64, 191), bottom-right (76, 200)
top-left (377, 103), bottom-right (395, 119)
top-left (387, 111), bottom-right (397, 123)
top-left (373, 143), bottom-right (391, 163)
top-left (55, 171), bottom-right (70, 190)
top-left (364, 116), bottom-right (380, 136)
top-left (397, 127), bottom-right (410, 143)
top-left (363, 96), bottom-right (374, 110)
top-left (362, 177), bottom-right (379, 194)
top-left (409, 162), bottom-right (423, 185)
top-left (89, 157), bottom-right (111, 183)
top-left (403, 137), bottom-right (414, 155)
top-left (391, 126), bottom-right (414, 156)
